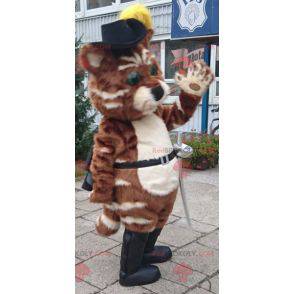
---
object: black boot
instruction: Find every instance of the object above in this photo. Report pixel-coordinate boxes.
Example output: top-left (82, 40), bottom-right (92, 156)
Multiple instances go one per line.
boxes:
top-left (143, 228), bottom-right (172, 264)
top-left (119, 229), bottom-right (161, 287)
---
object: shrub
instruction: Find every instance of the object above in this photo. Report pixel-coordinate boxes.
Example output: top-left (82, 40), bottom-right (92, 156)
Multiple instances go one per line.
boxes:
top-left (185, 134), bottom-right (219, 169)
top-left (75, 37), bottom-right (96, 160)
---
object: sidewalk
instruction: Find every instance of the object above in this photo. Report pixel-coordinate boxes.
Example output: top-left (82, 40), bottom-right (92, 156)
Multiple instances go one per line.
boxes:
top-left (75, 167), bottom-right (219, 294)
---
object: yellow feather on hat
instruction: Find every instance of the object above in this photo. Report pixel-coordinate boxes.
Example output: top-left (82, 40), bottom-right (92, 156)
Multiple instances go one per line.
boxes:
top-left (119, 3), bottom-right (153, 30)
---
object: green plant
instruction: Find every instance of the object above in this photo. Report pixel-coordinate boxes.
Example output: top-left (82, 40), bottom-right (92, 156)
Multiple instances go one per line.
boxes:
top-left (75, 37), bottom-right (96, 160)
top-left (185, 134), bottom-right (219, 169)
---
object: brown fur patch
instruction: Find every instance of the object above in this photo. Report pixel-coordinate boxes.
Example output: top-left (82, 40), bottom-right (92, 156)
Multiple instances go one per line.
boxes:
top-left (96, 218), bottom-right (119, 236)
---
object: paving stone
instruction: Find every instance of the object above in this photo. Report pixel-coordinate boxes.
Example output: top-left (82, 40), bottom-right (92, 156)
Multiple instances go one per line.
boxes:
top-left (167, 214), bottom-right (180, 224)
top-left (198, 230), bottom-right (219, 250)
top-left (200, 280), bottom-right (210, 291)
top-left (76, 218), bottom-right (95, 237)
top-left (172, 243), bottom-right (218, 276)
top-left (184, 168), bottom-right (219, 187)
top-left (176, 218), bottom-right (217, 234)
top-left (157, 261), bottom-right (206, 288)
top-left (172, 181), bottom-right (218, 226)
top-left (210, 274), bottom-right (218, 293)
top-left (75, 281), bottom-right (100, 294)
top-left (186, 287), bottom-right (212, 294)
top-left (105, 227), bottom-right (124, 242)
top-left (200, 274), bottom-right (218, 293)
top-left (81, 212), bottom-right (97, 223)
top-left (76, 208), bottom-right (89, 218)
top-left (75, 167), bottom-right (219, 294)
top-left (158, 223), bottom-right (201, 247)
top-left (75, 181), bottom-right (84, 189)
top-left (76, 199), bottom-right (102, 212)
top-left (144, 278), bottom-right (188, 294)
top-left (101, 282), bottom-right (152, 294)
top-left (76, 232), bottom-right (119, 260)
top-left (76, 190), bottom-right (91, 202)
top-left (107, 244), bottom-right (122, 257)
top-left (82, 211), bottom-right (102, 223)
top-left (76, 257), bottom-right (82, 265)
top-left (82, 253), bottom-right (120, 289)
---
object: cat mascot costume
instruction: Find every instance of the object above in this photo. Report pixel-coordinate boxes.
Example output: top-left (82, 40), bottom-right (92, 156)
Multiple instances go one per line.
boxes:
top-left (79, 4), bottom-right (214, 287)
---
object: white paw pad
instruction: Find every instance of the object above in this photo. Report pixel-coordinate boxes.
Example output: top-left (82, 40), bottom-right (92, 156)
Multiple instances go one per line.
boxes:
top-left (175, 60), bottom-right (214, 96)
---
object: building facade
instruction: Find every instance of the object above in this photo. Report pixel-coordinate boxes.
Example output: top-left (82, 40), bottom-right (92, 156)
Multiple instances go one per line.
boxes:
top-left (75, 0), bottom-right (219, 133)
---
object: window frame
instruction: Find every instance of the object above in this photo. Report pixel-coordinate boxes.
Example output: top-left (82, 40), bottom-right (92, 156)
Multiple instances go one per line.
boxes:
top-left (208, 44), bottom-right (219, 104)
top-left (75, 0), bottom-right (81, 13)
top-left (75, 0), bottom-right (172, 19)
top-left (75, 0), bottom-right (84, 18)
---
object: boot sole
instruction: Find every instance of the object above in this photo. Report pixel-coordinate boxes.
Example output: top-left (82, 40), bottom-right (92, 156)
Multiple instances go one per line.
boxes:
top-left (119, 270), bottom-right (161, 287)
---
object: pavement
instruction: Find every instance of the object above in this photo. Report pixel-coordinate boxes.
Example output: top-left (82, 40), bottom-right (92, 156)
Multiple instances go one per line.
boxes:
top-left (75, 167), bottom-right (219, 294)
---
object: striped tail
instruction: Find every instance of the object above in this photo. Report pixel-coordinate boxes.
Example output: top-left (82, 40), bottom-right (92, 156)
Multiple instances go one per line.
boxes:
top-left (96, 205), bottom-right (121, 236)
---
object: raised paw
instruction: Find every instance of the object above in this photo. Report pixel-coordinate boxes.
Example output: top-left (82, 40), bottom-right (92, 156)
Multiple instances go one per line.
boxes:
top-left (175, 60), bottom-right (214, 97)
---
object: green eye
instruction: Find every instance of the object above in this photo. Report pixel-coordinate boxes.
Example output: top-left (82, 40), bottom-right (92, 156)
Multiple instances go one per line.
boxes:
top-left (127, 72), bottom-right (141, 85)
top-left (150, 64), bottom-right (158, 76)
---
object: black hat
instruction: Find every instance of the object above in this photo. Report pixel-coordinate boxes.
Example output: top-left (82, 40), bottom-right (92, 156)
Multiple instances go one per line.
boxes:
top-left (99, 18), bottom-right (147, 49)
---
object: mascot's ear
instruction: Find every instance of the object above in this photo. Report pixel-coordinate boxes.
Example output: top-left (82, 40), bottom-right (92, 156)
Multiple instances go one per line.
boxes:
top-left (78, 44), bottom-right (108, 72)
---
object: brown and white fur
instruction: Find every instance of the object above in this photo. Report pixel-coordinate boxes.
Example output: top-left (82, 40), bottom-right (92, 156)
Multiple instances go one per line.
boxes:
top-left (79, 41), bottom-right (214, 236)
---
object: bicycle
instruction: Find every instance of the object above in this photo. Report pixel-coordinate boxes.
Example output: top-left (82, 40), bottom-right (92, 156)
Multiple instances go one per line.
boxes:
top-left (209, 105), bottom-right (219, 135)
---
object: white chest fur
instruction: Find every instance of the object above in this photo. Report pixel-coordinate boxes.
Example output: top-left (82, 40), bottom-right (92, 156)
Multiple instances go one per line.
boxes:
top-left (131, 114), bottom-right (179, 196)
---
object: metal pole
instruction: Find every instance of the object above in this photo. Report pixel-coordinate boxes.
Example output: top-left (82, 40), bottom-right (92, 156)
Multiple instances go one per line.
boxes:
top-left (177, 131), bottom-right (192, 227)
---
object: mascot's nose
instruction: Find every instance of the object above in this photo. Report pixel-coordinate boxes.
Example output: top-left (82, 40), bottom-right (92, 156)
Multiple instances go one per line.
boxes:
top-left (151, 85), bottom-right (164, 101)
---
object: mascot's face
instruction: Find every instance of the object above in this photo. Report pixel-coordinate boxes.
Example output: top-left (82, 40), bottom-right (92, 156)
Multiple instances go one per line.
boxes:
top-left (79, 43), bottom-right (170, 120)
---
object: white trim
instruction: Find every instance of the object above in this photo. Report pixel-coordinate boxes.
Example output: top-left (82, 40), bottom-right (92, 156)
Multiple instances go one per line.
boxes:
top-left (115, 159), bottom-right (126, 163)
top-left (121, 216), bottom-right (152, 225)
top-left (75, 0), bottom-right (172, 19)
top-left (152, 34), bottom-right (171, 42)
top-left (115, 179), bottom-right (131, 186)
top-left (99, 214), bottom-right (120, 230)
top-left (93, 88), bottom-right (129, 100)
top-left (105, 202), bottom-right (147, 211)
top-left (170, 34), bottom-right (219, 41)
top-left (118, 63), bottom-right (138, 71)
top-left (81, 1), bottom-right (120, 18)
top-left (104, 102), bottom-right (123, 109)
top-left (160, 40), bottom-right (165, 75)
top-left (209, 44), bottom-right (219, 104)
top-left (165, 78), bottom-right (175, 83)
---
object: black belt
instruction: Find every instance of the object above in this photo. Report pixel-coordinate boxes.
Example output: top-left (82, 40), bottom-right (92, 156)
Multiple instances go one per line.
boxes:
top-left (113, 151), bottom-right (177, 169)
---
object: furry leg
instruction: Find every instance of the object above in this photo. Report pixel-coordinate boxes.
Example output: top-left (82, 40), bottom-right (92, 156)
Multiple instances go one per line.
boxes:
top-left (96, 205), bottom-right (121, 236)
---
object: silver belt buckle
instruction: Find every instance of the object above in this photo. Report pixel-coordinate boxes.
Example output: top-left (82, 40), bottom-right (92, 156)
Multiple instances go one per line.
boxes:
top-left (160, 154), bottom-right (170, 165)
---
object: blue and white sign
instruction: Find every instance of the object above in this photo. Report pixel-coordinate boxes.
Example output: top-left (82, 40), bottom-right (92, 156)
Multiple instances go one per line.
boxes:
top-left (171, 0), bottom-right (219, 39)
top-left (177, 0), bottom-right (208, 32)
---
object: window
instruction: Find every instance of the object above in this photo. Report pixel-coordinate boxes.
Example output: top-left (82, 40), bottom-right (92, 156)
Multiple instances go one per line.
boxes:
top-left (87, 0), bottom-right (115, 10)
top-left (75, 0), bottom-right (81, 12)
top-left (209, 44), bottom-right (219, 104)
top-left (150, 42), bottom-right (161, 66)
top-left (215, 46), bottom-right (219, 97)
top-left (165, 39), bottom-right (205, 80)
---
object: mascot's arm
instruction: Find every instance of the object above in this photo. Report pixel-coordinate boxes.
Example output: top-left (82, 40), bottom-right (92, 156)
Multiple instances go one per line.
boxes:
top-left (89, 120), bottom-right (123, 204)
top-left (158, 91), bottom-right (201, 131)
top-left (159, 60), bottom-right (214, 131)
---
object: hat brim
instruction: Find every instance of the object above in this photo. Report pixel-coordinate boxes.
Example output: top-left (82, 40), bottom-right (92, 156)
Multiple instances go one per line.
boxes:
top-left (96, 18), bottom-right (147, 49)
top-left (91, 37), bottom-right (145, 50)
